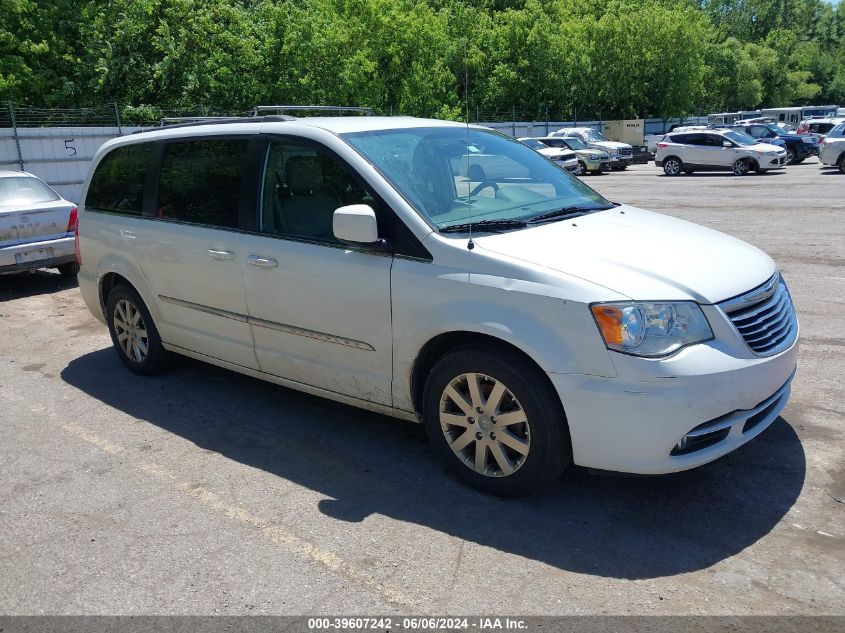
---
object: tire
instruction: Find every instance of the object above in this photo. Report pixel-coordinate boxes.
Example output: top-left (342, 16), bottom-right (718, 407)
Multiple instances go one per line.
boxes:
top-left (839, 155), bottom-right (845, 175)
top-left (575, 161), bottom-right (586, 176)
top-left (732, 158), bottom-right (750, 176)
top-left (663, 157), bottom-right (683, 176)
top-left (786, 148), bottom-right (797, 165)
top-left (57, 262), bottom-right (79, 278)
top-left (793, 158), bottom-right (804, 165)
top-left (106, 284), bottom-right (168, 375)
top-left (422, 345), bottom-right (571, 497)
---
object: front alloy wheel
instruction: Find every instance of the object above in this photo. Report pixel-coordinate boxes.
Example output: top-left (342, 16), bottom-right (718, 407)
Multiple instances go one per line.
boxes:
top-left (733, 159), bottom-right (750, 176)
top-left (422, 346), bottom-right (571, 496)
top-left (439, 372), bottom-right (530, 478)
top-left (786, 148), bottom-right (797, 165)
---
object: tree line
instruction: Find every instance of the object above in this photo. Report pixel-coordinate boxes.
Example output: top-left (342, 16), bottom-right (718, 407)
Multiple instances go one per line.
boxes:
top-left (2, 0), bottom-right (844, 122)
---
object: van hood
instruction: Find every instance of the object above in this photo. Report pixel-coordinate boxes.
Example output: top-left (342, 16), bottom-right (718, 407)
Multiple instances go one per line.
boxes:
top-left (473, 205), bottom-right (776, 303)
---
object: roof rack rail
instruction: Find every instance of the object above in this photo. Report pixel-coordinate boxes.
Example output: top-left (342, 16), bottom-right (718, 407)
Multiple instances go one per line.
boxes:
top-left (252, 105), bottom-right (374, 116)
top-left (132, 114), bottom-right (295, 134)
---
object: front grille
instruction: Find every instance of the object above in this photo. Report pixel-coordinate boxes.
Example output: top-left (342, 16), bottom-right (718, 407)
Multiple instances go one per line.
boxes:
top-left (720, 274), bottom-right (797, 356)
top-left (619, 148), bottom-right (633, 156)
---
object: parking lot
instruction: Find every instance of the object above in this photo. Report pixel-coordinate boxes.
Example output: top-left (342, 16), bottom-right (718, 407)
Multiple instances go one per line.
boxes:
top-left (1, 159), bottom-right (843, 615)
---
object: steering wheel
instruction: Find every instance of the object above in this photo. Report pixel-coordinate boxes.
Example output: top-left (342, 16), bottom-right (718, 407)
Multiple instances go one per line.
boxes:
top-left (470, 179), bottom-right (499, 197)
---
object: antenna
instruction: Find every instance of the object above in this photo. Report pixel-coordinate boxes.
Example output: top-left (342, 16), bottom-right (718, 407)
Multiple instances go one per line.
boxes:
top-left (464, 41), bottom-right (474, 251)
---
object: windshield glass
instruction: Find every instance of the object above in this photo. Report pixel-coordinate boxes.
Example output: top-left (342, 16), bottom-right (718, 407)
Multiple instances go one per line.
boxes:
top-left (765, 125), bottom-right (787, 137)
top-left (582, 129), bottom-right (607, 142)
top-left (563, 138), bottom-right (586, 150)
top-left (520, 138), bottom-right (546, 150)
top-left (723, 130), bottom-right (757, 146)
top-left (343, 126), bottom-right (612, 230)
top-left (0, 176), bottom-right (60, 206)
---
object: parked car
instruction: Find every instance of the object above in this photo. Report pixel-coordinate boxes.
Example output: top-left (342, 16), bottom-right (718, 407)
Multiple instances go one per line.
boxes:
top-left (818, 121), bottom-right (845, 173)
top-left (77, 116), bottom-right (798, 496)
top-left (726, 122), bottom-right (814, 164)
top-left (0, 170), bottom-right (79, 277)
top-left (795, 117), bottom-right (844, 146)
top-left (550, 127), bottom-right (633, 170)
top-left (516, 138), bottom-right (578, 172)
top-left (656, 129), bottom-right (787, 176)
top-left (531, 136), bottom-right (611, 175)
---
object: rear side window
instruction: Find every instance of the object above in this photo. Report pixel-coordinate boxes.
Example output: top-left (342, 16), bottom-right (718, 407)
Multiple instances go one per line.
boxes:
top-left (0, 176), bottom-right (60, 206)
top-left (86, 143), bottom-right (152, 215)
top-left (156, 139), bottom-right (249, 229)
top-left (828, 123), bottom-right (845, 138)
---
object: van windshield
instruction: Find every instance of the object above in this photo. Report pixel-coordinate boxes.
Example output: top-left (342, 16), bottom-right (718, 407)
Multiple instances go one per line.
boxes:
top-left (343, 126), bottom-right (612, 231)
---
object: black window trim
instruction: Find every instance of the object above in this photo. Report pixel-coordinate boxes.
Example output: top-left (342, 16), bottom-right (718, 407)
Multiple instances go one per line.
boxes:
top-left (249, 133), bottom-right (432, 261)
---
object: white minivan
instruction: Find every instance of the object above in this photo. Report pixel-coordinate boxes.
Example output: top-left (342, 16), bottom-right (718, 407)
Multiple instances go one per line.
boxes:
top-left (77, 116), bottom-right (798, 496)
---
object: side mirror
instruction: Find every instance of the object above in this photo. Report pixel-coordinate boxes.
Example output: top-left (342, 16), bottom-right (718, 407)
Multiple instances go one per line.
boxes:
top-left (723, 141), bottom-right (733, 147)
top-left (333, 204), bottom-right (381, 246)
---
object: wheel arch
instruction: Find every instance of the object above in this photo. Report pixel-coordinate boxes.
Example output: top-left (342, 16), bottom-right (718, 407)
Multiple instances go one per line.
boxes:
top-left (96, 255), bottom-right (162, 325)
top-left (409, 330), bottom-right (564, 419)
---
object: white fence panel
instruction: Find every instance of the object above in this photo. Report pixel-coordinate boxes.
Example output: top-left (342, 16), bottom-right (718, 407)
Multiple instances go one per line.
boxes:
top-left (1, 126), bottom-right (141, 203)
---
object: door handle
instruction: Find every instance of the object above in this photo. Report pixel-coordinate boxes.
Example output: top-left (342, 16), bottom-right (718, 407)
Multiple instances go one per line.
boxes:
top-left (208, 249), bottom-right (236, 261)
top-left (247, 255), bottom-right (278, 268)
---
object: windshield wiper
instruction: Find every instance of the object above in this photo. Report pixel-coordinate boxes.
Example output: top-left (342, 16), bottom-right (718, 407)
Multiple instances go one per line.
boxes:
top-left (440, 218), bottom-right (527, 233)
top-left (527, 205), bottom-right (611, 224)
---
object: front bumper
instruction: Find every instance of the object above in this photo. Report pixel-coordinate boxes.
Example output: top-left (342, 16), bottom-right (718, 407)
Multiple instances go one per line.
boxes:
top-left (0, 235), bottom-right (75, 274)
top-left (549, 322), bottom-right (799, 474)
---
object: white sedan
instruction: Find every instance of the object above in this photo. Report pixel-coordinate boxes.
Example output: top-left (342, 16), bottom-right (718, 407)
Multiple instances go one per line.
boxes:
top-left (0, 170), bottom-right (78, 277)
top-left (518, 137), bottom-right (579, 172)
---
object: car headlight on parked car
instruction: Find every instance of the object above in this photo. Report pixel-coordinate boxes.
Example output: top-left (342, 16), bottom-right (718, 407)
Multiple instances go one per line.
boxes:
top-left (590, 302), bottom-right (713, 357)
top-left (588, 154), bottom-right (602, 160)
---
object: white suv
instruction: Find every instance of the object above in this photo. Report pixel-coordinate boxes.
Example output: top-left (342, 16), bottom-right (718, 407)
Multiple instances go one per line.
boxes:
top-left (77, 116), bottom-right (798, 496)
top-left (656, 129), bottom-right (786, 176)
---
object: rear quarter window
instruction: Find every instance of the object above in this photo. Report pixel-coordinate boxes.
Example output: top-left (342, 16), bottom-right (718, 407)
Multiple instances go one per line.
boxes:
top-left (86, 143), bottom-right (152, 215)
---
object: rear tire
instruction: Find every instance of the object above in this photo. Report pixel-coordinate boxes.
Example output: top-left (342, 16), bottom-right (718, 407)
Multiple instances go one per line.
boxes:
top-left (786, 148), bottom-right (797, 165)
top-left (575, 161), bottom-right (586, 176)
top-left (106, 284), bottom-right (168, 375)
top-left (57, 262), bottom-right (79, 278)
top-left (422, 346), bottom-right (571, 497)
top-left (663, 157), bottom-right (683, 176)
top-left (839, 155), bottom-right (845, 174)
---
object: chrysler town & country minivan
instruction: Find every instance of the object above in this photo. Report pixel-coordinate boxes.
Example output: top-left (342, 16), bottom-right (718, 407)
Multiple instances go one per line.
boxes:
top-left (76, 116), bottom-right (798, 496)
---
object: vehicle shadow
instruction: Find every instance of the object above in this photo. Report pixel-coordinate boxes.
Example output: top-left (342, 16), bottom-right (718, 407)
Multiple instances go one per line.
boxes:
top-left (61, 348), bottom-right (806, 580)
top-left (0, 269), bottom-right (77, 302)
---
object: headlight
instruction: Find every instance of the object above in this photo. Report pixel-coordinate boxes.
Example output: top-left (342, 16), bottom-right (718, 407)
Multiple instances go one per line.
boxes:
top-left (590, 302), bottom-right (713, 357)
top-left (588, 154), bottom-right (601, 160)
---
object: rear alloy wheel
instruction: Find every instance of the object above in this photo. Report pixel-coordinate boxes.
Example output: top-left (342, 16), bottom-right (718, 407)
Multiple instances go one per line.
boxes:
top-left (839, 156), bottom-right (845, 174)
top-left (663, 157), bottom-right (683, 176)
top-left (106, 285), bottom-right (168, 375)
top-left (423, 347), bottom-right (571, 497)
top-left (732, 159), bottom-right (750, 176)
top-left (574, 161), bottom-right (586, 176)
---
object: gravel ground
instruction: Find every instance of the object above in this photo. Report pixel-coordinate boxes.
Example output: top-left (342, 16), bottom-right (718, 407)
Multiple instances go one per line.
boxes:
top-left (1, 159), bottom-right (843, 616)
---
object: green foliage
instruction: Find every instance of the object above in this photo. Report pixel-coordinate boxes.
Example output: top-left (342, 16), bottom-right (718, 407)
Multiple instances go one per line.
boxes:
top-left (2, 0), bottom-right (843, 119)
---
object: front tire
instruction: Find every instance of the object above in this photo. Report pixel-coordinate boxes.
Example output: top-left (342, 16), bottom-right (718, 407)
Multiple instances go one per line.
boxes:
top-left (732, 158), bottom-right (750, 176)
top-left (839, 155), bottom-right (845, 174)
top-left (106, 284), bottom-right (168, 375)
top-left (663, 157), bottom-right (683, 176)
top-left (786, 148), bottom-right (797, 165)
top-left (422, 346), bottom-right (571, 497)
